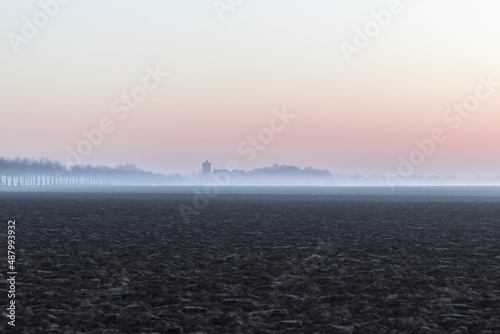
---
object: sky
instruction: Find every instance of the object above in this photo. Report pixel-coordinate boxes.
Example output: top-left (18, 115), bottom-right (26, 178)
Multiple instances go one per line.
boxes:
top-left (1, 0), bottom-right (499, 178)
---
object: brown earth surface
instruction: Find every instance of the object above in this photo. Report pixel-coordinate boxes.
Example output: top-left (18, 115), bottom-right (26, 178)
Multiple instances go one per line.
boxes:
top-left (1, 192), bottom-right (499, 333)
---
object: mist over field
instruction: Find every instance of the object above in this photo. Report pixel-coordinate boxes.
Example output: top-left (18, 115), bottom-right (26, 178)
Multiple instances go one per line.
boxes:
top-left (2, 1), bottom-right (500, 333)
top-left (2, 157), bottom-right (500, 189)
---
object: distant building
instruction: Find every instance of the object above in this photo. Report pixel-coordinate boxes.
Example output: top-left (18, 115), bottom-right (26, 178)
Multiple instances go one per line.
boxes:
top-left (212, 169), bottom-right (229, 175)
top-left (230, 170), bottom-right (245, 177)
top-left (202, 161), bottom-right (211, 176)
top-left (210, 168), bottom-right (246, 176)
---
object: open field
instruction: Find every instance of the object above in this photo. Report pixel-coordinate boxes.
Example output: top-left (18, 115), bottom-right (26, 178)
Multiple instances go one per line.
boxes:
top-left (1, 192), bottom-right (499, 333)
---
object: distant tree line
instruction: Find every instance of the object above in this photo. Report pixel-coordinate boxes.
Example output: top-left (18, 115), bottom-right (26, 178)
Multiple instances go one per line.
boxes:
top-left (4, 157), bottom-right (494, 187)
top-left (249, 164), bottom-right (331, 178)
top-left (0, 157), bottom-right (180, 187)
top-left (241, 164), bottom-right (332, 185)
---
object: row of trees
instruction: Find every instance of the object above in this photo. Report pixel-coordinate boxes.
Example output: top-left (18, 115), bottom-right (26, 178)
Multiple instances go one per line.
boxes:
top-left (0, 157), bottom-right (180, 186)
top-left (249, 164), bottom-right (331, 178)
top-left (6, 158), bottom-right (495, 187)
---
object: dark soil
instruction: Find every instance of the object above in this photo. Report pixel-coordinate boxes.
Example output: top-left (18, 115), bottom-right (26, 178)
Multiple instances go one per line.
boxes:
top-left (1, 192), bottom-right (499, 333)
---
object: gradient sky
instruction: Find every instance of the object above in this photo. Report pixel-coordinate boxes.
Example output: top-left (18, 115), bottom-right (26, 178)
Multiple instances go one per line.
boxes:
top-left (1, 0), bottom-right (499, 177)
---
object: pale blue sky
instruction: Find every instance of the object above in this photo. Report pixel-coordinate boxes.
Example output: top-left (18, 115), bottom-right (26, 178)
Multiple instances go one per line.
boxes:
top-left (1, 1), bottom-right (499, 177)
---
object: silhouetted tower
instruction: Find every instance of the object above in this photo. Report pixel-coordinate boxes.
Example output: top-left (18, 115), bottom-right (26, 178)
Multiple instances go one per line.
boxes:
top-left (202, 160), bottom-right (211, 176)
